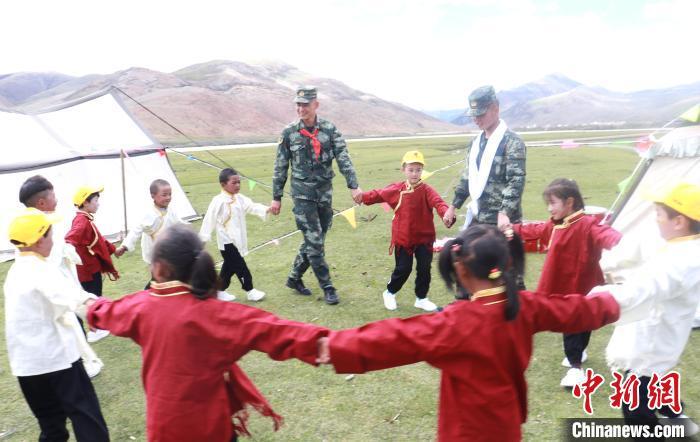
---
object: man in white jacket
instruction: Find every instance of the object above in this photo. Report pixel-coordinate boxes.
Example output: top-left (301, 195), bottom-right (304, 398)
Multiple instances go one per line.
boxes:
top-left (595, 182), bottom-right (700, 437)
top-left (200, 168), bottom-right (269, 302)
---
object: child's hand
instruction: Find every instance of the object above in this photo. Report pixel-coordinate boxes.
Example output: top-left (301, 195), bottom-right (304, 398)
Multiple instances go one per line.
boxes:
top-left (497, 212), bottom-right (511, 231)
top-left (316, 337), bottom-right (331, 364)
top-left (443, 216), bottom-right (456, 228)
top-left (351, 188), bottom-right (363, 204)
top-left (114, 246), bottom-right (126, 257)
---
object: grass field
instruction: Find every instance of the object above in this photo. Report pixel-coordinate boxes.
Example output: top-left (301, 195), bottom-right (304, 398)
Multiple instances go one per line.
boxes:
top-left (1, 135), bottom-right (698, 441)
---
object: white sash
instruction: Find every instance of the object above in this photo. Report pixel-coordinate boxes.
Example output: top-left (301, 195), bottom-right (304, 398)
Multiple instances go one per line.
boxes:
top-left (464, 119), bottom-right (507, 228)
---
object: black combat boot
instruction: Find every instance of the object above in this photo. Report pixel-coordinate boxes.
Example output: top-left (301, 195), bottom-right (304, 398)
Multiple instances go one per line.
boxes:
top-left (323, 286), bottom-right (339, 305)
top-left (286, 277), bottom-right (312, 296)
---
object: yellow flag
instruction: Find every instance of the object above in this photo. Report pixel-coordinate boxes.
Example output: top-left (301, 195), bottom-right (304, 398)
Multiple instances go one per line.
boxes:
top-left (680, 104), bottom-right (700, 123)
top-left (340, 207), bottom-right (357, 229)
top-left (421, 170), bottom-right (434, 180)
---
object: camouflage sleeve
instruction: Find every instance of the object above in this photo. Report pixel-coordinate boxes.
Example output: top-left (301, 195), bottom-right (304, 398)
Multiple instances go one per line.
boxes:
top-left (451, 146), bottom-right (470, 208)
top-left (499, 135), bottom-right (526, 217)
top-left (272, 131), bottom-right (291, 201)
top-left (330, 126), bottom-right (359, 189)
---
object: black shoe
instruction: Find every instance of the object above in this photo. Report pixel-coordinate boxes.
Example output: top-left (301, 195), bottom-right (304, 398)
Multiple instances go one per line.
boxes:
top-left (323, 287), bottom-right (339, 305)
top-left (286, 278), bottom-right (312, 296)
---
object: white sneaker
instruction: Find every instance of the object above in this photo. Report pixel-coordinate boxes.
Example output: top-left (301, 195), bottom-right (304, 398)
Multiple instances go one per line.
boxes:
top-left (414, 297), bottom-right (438, 312)
top-left (560, 367), bottom-right (586, 388)
top-left (382, 290), bottom-right (397, 310)
top-left (659, 414), bottom-right (700, 437)
top-left (87, 329), bottom-right (110, 343)
top-left (217, 291), bottom-right (236, 301)
top-left (246, 288), bottom-right (266, 301)
top-left (561, 350), bottom-right (588, 367)
top-left (83, 359), bottom-right (103, 378)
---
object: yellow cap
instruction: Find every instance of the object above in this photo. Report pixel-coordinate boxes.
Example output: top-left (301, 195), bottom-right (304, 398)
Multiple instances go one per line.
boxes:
top-left (8, 208), bottom-right (61, 247)
top-left (73, 185), bottom-right (104, 206)
top-left (402, 150), bottom-right (425, 166)
top-left (647, 182), bottom-right (700, 221)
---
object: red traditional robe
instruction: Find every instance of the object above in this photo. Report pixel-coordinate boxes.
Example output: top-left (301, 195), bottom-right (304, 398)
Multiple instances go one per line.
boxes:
top-left (328, 290), bottom-right (620, 441)
top-left (513, 210), bottom-right (621, 294)
top-left (362, 181), bottom-right (449, 253)
top-left (87, 282), bottom-right (328, 442)
top-left (65, 211), bottom-right (118, 282)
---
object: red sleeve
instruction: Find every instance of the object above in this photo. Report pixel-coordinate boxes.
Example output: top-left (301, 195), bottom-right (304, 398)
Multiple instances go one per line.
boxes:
top-left (328, 307), bottom-right (474, 374)
top-left (426, 185), bottom-right (449, 218)
top-left (529, 291), bottom-right (620, 334)
top-left (105, 239), bottom-right (116, 255)
top-left (87, 295), bottom-right (142, 340)
top-left (361, 183), bottom-right (400, 207)
top-left (590, 223), bottom-right (622, 250)
top-left (512, 221), bottom-right (551, 242)
top-left (65, 216), bottom-right (94, 247)
top-left (219, 303), bottom-right (329, 366)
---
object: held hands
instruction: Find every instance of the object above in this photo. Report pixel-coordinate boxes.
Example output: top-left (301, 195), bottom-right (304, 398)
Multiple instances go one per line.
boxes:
top-left (351, 187), bottom-right (363, 205)
top-left (497, 212), bottom-right (511, 232)
top-left (269, 200), bottom-right (282, 216)
top-left (442, 206), bottom-right (456, 228)
top-left (114, 246), bottom-right (127, 257)
top-left (316, 337), bottom-right (331, 364)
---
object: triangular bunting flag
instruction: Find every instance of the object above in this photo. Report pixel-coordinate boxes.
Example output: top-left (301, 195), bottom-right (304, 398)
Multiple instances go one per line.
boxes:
top-left (248, 179), bottom-right (257, 191)
top-left (561, 139), bottom-right (580, 149)
top-left (617, 175), bottom-right (633, 193)
top-left (340, 207), bottom-right (357, 229)
top-left (421, 170), bottom-right (434, 180)
top-left (680, 104), bottom-right (700, 123)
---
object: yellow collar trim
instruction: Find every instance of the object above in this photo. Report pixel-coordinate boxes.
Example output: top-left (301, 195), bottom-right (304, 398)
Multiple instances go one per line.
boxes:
top-left (668, 233), bottom-right (700, 243)
top-left (78, 210), bottom-right (95, 221)
top-left (149, 280), bottom-right (192, 297)
top-left (471, 285), bottom-right (506, 301)
top-left (19, 251), bottom-right (46, 260)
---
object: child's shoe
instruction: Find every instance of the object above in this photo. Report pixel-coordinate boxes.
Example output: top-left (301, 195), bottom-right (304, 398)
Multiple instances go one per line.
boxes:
top-left (247, 288), bottom-right (265, 301)
top-left (414, 297), bottom-right (438, 312)
top-left (561, 350), bottom-right (588, 367)
top-left (217, 291), bottom-right (236, 301)
top-left (87, 329), bottom-right (110, 343)
top-left (382, 290), bottom-right (397, 310)
top-left (560, 368), bottom-right (585, 388)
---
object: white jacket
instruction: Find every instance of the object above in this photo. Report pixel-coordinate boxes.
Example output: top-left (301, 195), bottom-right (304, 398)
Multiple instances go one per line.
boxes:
top-left (4, 253), bottom-right (96, 376)
top-left (199, 191), bottom-right (268, 255)
top-left (122, 204), bottom-right (186, 264)
top-left (596, 234), bottom-right (700, 376)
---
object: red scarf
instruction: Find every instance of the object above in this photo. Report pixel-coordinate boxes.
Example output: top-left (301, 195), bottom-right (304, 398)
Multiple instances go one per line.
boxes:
top-left (299, 127), bottom-right (321, 161)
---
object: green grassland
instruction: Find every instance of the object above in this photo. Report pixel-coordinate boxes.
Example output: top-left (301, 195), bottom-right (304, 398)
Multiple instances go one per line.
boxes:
top-left (1, 135), bottom-right (698, 441)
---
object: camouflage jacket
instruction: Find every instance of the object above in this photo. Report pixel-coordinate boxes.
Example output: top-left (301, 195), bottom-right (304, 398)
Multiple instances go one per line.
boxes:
top-left (452, 128), bottom-right (526, 224)
top-left (273, 117), bottom-right (359, 203)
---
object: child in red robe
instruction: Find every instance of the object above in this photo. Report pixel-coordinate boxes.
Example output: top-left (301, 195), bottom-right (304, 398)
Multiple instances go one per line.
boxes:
top-left (86, 225), bottom-right (328, 442)
top-left (318, 225), bottom-right (620, 442)
top-left (65, 185), bottom-right (119, 343)
top-left (360, 150), bottom-right (453, 312)
top-left (503, 178), bottom-right (621, 387)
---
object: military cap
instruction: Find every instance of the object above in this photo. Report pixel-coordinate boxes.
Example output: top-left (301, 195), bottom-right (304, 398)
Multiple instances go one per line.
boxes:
top-left (467, 85), bottom-right (497, 117)
top-left (294, 86), bottom-right (318, 104)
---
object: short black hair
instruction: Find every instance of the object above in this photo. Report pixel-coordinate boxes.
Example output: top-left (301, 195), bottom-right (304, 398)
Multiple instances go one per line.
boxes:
top-left (543, 178), bottom-right (585, 211)
top-left (219, 168), bottom-right (239, 184)
top-left (150, 179), bottom-right (171, 196)
top-left (19, 175), bottom-right (54, 207)
top-left (78, 192), bottom-right (100, 209)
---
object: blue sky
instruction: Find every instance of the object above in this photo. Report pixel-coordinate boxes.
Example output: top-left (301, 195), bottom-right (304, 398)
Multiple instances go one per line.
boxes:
top-left (2, 0), bottom-right (697, 109)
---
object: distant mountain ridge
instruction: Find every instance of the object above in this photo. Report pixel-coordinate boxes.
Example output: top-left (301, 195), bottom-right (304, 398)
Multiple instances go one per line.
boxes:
top-left (0, 61), bottom-right (457, 145)
top-left (439, 74), bottom-right (700, 129)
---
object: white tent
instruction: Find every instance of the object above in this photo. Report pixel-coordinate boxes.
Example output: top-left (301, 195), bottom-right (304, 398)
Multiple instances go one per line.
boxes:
top-left (0, 89), bottom-right (197, 261)
top-left (609, 124), bottom-right (700, 236)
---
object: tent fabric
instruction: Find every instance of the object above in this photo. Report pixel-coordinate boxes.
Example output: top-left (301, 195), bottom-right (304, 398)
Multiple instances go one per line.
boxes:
top-left (0, 90), bottom-right (197, 261)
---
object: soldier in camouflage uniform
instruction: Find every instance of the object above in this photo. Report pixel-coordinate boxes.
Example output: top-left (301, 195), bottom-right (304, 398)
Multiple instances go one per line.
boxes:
top-left (270, 86), bottom-right (362, 305)
top-left (442, 85), bottom-right (526, 288)
top-left (443, 85), bottom-right (526, 228)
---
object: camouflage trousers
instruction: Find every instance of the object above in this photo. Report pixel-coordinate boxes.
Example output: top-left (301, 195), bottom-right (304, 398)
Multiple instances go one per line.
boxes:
top-left (289, 199), bottom-right (334, 288)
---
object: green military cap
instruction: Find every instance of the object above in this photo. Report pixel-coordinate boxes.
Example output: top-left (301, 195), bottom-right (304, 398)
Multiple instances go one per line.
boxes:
top-left (467, 85), bottom-right (497, 117)
top-left (294, 86), bottom-right (318, 103)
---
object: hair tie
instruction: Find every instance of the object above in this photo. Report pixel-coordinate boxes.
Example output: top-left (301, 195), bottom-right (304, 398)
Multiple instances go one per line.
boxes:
top-left (488, 268), bottom-right (502, 280)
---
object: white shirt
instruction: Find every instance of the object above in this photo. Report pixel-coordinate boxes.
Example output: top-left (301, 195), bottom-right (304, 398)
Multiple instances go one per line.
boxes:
top-left (47, 215), bottom-right (82, 283)
top-left (596, 234), bottom-right (700, 376)
top-left (4, 253), bottom-right (95, 376)
top-left (122, 204), bottom-right (186, 264)
top-left (199, 191), bottom-right (267, 254)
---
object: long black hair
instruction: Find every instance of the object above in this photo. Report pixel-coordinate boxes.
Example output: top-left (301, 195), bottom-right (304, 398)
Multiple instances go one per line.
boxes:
top-left (542, 178), bottom-right (585, 212)
top-left (151, 225), bottom-right (217, 300)
top-left (438, 224), bottom-right (525, 320)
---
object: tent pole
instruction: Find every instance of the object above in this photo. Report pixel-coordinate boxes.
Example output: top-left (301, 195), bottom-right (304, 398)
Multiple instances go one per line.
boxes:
top-left (121, 149), bottom-right (128, 237)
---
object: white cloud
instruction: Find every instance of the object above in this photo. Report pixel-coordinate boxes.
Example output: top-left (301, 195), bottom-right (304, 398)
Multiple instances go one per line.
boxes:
top-left (2, 0), bottom-right (698, 110)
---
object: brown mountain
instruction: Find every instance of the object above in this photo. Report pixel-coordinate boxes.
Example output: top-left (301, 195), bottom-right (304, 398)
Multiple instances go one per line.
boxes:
top-left (2, 60), bottom-right (458, 145)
